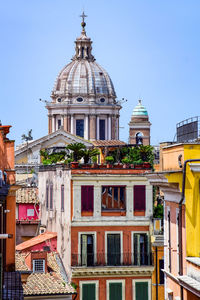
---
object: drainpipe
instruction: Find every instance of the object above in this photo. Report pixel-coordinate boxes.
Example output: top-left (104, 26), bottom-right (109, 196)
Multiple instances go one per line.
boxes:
top-left (179, 159), bottom-right (200, 300)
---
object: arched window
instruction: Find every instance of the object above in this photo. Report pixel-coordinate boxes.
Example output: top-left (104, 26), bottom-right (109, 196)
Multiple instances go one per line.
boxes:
top-left (136, 132), bottom-right (143, 145)
top-left (81, 47), bottom-right (84, 59)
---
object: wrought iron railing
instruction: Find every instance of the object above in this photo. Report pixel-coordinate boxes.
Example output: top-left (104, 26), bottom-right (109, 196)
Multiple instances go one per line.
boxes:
top-left (71, 252), bottom-right (153, 267)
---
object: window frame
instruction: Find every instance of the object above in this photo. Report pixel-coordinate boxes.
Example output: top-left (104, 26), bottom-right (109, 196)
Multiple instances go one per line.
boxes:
top-left (33, 259), bottom-right (45, 273)
top-left (101, 185), bottom-right (126, 211)
top-left (105, 231), bottom-right (123, 265)
top-left (80, 281), bottom-right (99, 300)
top-left (78, 232), bottom-right (97, 266)
top-left (106, 279), bottom-right (125, 300)
top-left (132, 279), bottom-right (151, 300)
top-left (131, 231), bottom-right (150, 265)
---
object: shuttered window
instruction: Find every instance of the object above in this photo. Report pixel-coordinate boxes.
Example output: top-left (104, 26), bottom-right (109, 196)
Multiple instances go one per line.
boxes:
top-left (134, 185), bottom-right (146, 211)
top-left (81, 186), bottom-right (94, 212)
top-left (82, 283), bottom-right (96, 300)
top-left (109, 282), bottom-right (122, 300)
top-left (135, 282), bottom-right (148, 300)
top-left (107, 234), bottom-right (120, 266)
top-left (61, 185), bottom-right (64, 212)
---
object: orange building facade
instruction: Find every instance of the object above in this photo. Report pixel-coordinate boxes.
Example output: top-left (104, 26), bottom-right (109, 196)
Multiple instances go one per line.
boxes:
top-left (39, 166), bottom-right (154, 300)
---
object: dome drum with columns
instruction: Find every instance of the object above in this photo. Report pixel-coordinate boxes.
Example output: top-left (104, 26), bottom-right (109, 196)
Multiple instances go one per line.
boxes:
top-left (47, 14), bottom-right (121, 141)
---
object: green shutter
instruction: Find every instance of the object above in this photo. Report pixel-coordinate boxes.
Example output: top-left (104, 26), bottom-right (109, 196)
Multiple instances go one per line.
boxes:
top-left (107, 234), bottom-right (120, 265)
top-left (135, 282), bottom-right (148, 300)
top-left (82, 283), bottom-right (96, 300)
top-left (109, 283), bottom-right (122, 300)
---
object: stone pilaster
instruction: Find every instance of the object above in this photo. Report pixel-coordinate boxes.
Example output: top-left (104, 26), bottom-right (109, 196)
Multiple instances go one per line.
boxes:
top-left (89, 115), bottom-right (96, 140)
top-left (48, 116), bottom-right (52, 134)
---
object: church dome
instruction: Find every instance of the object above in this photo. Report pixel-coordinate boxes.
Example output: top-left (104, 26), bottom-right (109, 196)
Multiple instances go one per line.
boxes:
top-left (52, 17), bottom-right (116, 100)
top-left (53, 60), bottom-right (116, 98)
top-left (132, 100), bottom-right (148, 116)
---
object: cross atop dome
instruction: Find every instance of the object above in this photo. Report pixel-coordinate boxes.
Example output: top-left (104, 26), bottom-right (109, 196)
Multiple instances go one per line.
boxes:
top-left (80, 11), bottom-right (87, 32)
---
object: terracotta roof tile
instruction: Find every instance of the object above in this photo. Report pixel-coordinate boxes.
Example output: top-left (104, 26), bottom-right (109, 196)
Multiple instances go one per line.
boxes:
top-left (16, 252), bottom-right (75, 296)
top-left (92, 140), bottom-right (126, 147)
top-left (16, 232), bottom-right (57, 251)
top-left (16, 187), bottom-right (39, 204)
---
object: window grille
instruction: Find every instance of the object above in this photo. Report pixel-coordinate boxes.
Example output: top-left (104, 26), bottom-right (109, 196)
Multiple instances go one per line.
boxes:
top-left (33, 259), bottom-right (45, 273)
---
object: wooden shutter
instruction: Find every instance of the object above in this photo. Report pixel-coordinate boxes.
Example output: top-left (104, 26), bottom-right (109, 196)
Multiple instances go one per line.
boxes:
top-left (82, 283), bottom-right (96, 300)
top-left (81, 186), bottom-right (94, 212)
top-left (50, 184), bottom-right (53, 210)
top-left (46, 185), bottom-right (49, 210)
top-left (135, 282), bottom-right (148, 300)
top-left (134, 185), bottom-right (146, 211)
top-left (109, 282), bottom-right (122, 300)
top-left (107, 234), bottom-right (120, 265)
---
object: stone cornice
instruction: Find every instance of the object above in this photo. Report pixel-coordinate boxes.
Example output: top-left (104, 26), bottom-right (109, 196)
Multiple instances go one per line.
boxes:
top-left (72, 266), bottom-right (154, 277)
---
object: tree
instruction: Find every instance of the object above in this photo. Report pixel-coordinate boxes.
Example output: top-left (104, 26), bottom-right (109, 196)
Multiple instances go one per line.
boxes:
top-left (82, 148), bottom-right (100, 164)
top-left (66, 143), bottom-right (86, 162)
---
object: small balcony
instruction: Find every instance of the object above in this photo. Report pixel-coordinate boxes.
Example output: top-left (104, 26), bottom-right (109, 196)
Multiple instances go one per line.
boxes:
top-left (71, 252), bottom-right (153, 267)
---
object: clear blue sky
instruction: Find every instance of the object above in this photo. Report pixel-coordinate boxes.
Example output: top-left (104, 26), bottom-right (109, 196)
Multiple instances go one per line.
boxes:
top-left (1, 0), bottom-right (200, 146)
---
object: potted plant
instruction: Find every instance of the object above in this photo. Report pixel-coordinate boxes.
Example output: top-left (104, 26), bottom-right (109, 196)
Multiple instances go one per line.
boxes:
top-left (122, 157), bottom-right (131, 168)
top-left (105, 156), bottom-right (114, 168)
top-left (91, 156), bottom-right (98, 168)
top-left (134, 159), bottom-right (144, 169)
top-left (66, 142), bottom-right (86, 168)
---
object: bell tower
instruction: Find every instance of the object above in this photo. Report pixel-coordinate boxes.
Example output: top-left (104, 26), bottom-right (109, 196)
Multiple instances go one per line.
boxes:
top-left (129, 100), bottom-right (151, 145)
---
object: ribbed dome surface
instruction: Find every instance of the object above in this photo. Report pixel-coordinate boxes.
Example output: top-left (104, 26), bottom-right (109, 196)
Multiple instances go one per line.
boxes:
top-left (53, 60), bottom-right (116, 97)
top-left (132, 100), bottom-right (148, 116)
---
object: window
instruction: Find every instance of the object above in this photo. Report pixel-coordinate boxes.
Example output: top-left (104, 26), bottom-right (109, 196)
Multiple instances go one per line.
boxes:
top-left (61, 185), bottom-right (64, 212)
top-left (33, 259), bottom-right (45, 273)
top-left (107, 280), bottom-right (125, 300)
top-left (81, 186), bottom-right (94, 213)
top-left (159, 259), bottom-right (164, 284)
top-left (77, 97), bottom-right (83, 102)
top-left (80, 281), bottom-right (98, 300)
top-left (100, 98), bottom-right (105, 103)
top-left (102, 186), bottom-right (126, 210)
top-left (107, 234), bottom-right (121, 266)
top-left (46, 184), bottom-right (49, 210)
top-left (58, 119), bottom-right (61, 129)
top-left (99, 119), bottom-right (105, 140)
top-left (133, 233), bottom-right (149, 266)
top-left (135, 281), bottom-right (149, 300)
top-left (50, 184), bottom-right (53, 210)
top-left (81, 234), bottom-right (94, 266)
top-left (176, 209), bottom-right (180, 274)
top-left (27, 209), bottom-right (34, 217)
top-left (76, 119), bottom-right (84, 138)
top-left (134, 185), bottom-right (146, 212)
top-left (136, 132), bottom-right (143, 145)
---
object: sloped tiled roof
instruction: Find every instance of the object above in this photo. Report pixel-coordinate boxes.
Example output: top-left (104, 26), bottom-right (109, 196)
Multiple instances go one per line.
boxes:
top-left (92, 140), bottom-right (126, 147)
top-left (16, 232), bottom-right (57, 251)
top-left (16, 187), bottom-right (39, 204)
top-left (16, 252), bottom-right (75, 296)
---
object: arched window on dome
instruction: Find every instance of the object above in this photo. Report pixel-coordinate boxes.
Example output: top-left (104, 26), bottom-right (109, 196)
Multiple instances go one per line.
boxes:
top-left (136, 132), bottom-right (143, 145)
top-left (81, 47), bottom-right (84, 59)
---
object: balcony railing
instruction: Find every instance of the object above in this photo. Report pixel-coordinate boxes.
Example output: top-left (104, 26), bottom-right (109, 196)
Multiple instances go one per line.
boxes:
top-left (71, 252), bottom-right (153, 267)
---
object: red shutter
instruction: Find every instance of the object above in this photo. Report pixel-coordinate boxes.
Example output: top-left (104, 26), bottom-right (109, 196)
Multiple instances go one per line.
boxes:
top-left (81, 186), bottom-right (94, 212)
top-left (134, 185), bottom-right (146, 211)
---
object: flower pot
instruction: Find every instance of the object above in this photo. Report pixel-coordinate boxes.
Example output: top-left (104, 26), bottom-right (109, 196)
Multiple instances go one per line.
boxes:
top-left (70, 162), bottom-right (79, 169)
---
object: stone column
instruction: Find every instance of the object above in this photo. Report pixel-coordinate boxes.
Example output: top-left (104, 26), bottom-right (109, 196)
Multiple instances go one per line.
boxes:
top-left (89, 115), bottom-right (96, 140)
top-left (67, 115), bottom-right (71, 132)
top-left (96, 116), bottom-right (99, 139)
top-left (116, 115), bottom-right (119, 139)
top-left (111, 115), bottom-right (116, 139)
top-left (105, 117), bottom-right (108, 140)
top-left (71, 115), bottom-right (74, 134)
top-left (63, 115), bottom-right (68, 132)
top-left (84, 115), bottom-right (89, 140)
top-left (48, 116), bottom-right (52, 134)
top-left (52, 115), bottom-right (56, 133)
top-left (108, 115), bottom-right (111, 140)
